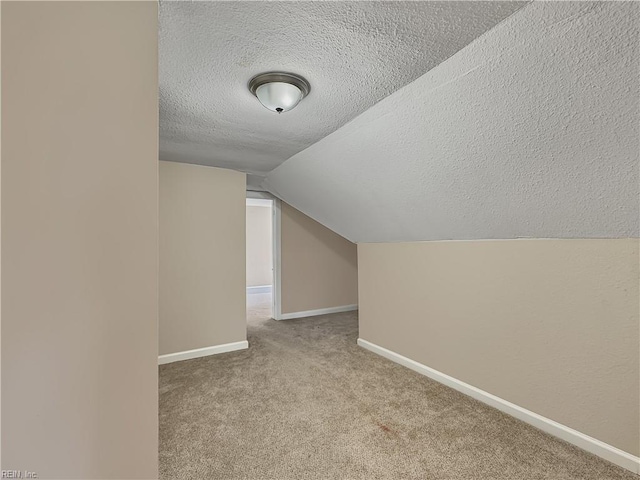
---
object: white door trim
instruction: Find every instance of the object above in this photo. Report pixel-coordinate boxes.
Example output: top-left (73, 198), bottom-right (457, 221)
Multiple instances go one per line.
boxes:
top-left (246, 191), bottom-right (281, 320)
top-left (272, 198), bottom-right (282, 320)
top-left (246, 197), bottom-right (272, 207)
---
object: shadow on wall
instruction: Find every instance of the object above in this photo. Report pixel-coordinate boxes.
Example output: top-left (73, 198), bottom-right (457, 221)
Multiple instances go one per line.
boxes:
top-left (280, 201), bottom-right (359, 314)
top-left (282, 201), bottom-right (357, 268)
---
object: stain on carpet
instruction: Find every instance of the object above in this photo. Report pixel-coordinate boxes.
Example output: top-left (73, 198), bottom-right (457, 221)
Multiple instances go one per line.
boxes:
top-left (159, 293), bottom-right (636, 480)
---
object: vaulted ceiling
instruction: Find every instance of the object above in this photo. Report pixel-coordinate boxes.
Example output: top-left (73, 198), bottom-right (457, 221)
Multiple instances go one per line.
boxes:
top-left (264, 2), bottom-right (640, 242)
top-left (160, 1), bottom-right (638, 243)
top-left (159, 1), bottom-right (526, 181)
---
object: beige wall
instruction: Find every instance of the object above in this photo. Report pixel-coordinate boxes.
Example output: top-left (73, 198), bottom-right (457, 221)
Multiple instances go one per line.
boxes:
top-left (358, 239), bottom-right (639, 456)
top-left (281, 202), bottom-right (358, 313)
top-left (1, 2), bottom-right (4, 470)
top-left (160, 161), bottom-right (246, 355)
top-left (246, 205), bottom-right (272, 287)
top-left (1, 2), bottom-right (158, 478)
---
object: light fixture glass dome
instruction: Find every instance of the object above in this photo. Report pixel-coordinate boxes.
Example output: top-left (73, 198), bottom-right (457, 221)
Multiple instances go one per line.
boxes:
top-left (255, 82), bottom-right (303, 113)
top-left (249, 72), bottom-right (310, 114)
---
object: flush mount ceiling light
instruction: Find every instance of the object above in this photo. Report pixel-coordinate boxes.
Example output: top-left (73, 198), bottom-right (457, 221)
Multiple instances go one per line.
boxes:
top-left (248, 72), bottom-right (310, 114)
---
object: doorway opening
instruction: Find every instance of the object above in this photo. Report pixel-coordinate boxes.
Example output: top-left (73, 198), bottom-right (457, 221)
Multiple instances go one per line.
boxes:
top-left (246, 195), bottom-right (280, 322)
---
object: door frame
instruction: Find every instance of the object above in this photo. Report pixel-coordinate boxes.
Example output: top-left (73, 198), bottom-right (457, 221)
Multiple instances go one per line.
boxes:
top-left (246, 191), bottom-right (281, 320)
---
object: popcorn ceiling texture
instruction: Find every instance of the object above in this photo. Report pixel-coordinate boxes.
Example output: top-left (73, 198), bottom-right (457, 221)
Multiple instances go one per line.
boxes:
top-left (264, 2), bottom-right (639, 242)
top-left (159, 1), bottom-right (525, 175)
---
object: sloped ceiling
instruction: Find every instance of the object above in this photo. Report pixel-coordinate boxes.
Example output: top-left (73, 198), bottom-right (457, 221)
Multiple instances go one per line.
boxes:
top-left (264, 2), bottom-right (639, 243)
top-left (159, 1), bottom-right (526, 177)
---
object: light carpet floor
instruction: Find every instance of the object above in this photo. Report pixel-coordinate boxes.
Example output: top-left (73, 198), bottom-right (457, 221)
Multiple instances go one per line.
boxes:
top-left (159, 293), bottom-right (637, 480)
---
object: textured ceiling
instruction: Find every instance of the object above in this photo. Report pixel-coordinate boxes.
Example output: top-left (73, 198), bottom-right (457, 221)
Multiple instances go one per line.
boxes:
top-left (159, 1), bottom-right (526, 177)
top-left (264, 2), bottom-right (639, 242)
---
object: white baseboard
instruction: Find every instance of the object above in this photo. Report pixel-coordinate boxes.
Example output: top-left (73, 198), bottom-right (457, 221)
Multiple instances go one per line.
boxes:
top-left (357, 338), bottom-right (640, 474)
top-left (247, 285), bottom-right (272, 294)
top-left (277, 304), bottom-right (358, 321)
top-left (158, 340), bottom-right (249, 365)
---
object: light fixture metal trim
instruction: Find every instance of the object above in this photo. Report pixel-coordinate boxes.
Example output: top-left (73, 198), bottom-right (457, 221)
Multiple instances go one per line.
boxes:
top-left (248, 72), bottom-right (311, 98)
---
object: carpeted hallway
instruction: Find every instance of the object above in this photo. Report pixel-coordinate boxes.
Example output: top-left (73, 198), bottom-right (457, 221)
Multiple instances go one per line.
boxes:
top-left (159, 294), bottom-right (636, 480)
